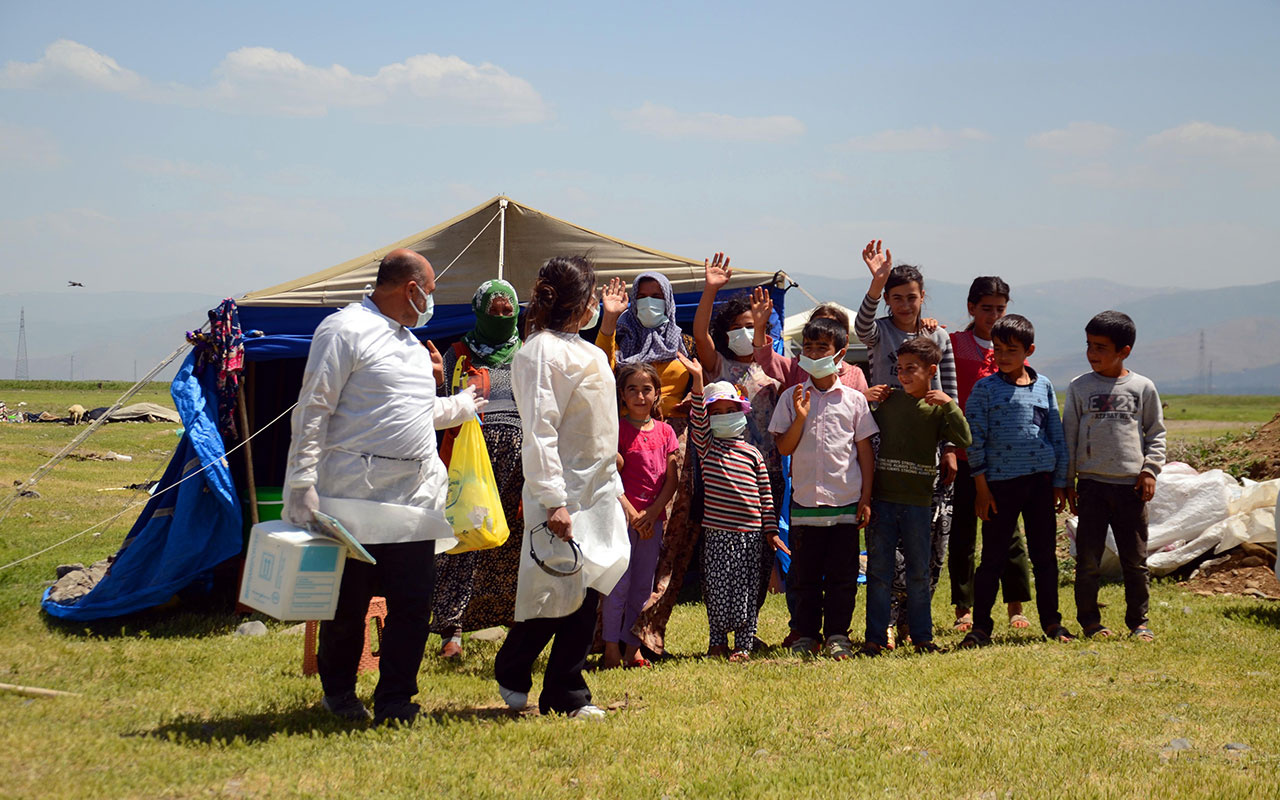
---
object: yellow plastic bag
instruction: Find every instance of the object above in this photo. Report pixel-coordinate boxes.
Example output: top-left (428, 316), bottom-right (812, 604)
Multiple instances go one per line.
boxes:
top-left (443, 417), bottom-right (510, 554)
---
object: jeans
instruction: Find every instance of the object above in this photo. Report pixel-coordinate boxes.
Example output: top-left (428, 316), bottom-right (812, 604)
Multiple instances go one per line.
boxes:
top-left (1074, 478), bottom-right (1150, 631)
top-left (949, 460), bottom-right (1033, 608)
top-left (867, 500), bottom-right (934, 646)
top-left (788, 523), bottom-right (860, 641)
top-left (972, 472), bottom-right (1062, 637)
top-left (317, 540), bottom-right (436, 716)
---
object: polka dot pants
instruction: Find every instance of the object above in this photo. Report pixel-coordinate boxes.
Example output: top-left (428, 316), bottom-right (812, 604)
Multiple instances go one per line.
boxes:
top-left (702, 527), bottom-right (761, 652)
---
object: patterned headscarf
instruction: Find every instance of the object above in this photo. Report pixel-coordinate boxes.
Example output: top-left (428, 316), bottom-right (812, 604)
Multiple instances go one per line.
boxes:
top-left (616, 271), bottom-right (688, 364)
top-left (461, 279), bottom-right (521, 366)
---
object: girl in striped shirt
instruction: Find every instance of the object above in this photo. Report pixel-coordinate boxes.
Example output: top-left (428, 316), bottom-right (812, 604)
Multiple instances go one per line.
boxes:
top-left (676, 353), bottom-right (788, 662)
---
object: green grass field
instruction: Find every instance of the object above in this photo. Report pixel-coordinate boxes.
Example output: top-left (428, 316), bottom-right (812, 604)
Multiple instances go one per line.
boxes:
top-left (1, 385), bottom-right (1278, 798)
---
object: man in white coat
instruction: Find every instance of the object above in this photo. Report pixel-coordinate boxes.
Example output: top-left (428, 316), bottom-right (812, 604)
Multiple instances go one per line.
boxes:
top-left (283, 249), bottom-right (483, 725)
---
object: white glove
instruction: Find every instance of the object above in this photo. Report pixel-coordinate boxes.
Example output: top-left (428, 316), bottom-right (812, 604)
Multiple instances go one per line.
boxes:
top-left (459, 383), bottom-right (489, 415)
top-left (285, 485), bottom-right (319, 527)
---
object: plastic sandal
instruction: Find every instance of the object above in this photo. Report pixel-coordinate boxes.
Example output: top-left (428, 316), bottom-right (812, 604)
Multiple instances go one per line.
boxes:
top-left (1082, 624), bottom-right (1113, 639)
top-left (1008, 614), bottom-right (1032, 630)
top-left (1130, 625), bottom-right (1155, 642)
top-left (1044, 624), bottom-right (1077, 643)
top-left (957, 629), bottom-right (991, 649)
top-left (953, 612), bottom-right (974, 632)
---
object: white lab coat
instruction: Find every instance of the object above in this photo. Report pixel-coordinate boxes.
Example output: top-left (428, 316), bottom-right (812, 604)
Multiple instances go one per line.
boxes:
top-left (283, 297), bottom-right (474, 552)
top-left (512, 330), bottom-right (630, 620)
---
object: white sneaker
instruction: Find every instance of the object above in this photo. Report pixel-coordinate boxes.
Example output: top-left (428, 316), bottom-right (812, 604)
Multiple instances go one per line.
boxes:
top-left (826, 635), bottom-right (854, 661)
top-left (498, 685), bottom-right (528, 710)
top-left (567, 704), bottom-right (606, 720)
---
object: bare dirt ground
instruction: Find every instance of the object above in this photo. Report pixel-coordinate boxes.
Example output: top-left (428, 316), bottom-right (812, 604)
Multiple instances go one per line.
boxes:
top-left (1181, 543), bottom-right (1280, 600)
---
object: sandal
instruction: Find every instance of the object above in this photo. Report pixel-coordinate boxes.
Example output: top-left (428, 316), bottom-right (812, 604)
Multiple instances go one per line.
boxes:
top-left (953, 611), bottom-right (974, 632)
top-left (913, 640), bottom-right (942, 654)
top-left (1082, 623), bottom-right (1113, 639)
top-left (856, 641), bottom-right (885, 658)
top-left (1044, 624), bottom-right (1077, 643)
top-left (623, 656), bottom-right (652, 669)
top-left (728, 650), bottom-right (751, 663)
top-left (706, 645), bottom-right (729, 659)
top-left (1008, 614), bottom-right (1031, 630)
top-left (957, 629), bottom-right (991, 649)
top-left (1129, 625), bottom-right (1155, 642)
top-left (885, 626), bottom-right (897, 651)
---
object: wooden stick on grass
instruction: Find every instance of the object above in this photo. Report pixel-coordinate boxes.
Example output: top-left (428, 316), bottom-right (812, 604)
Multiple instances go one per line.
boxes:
top-left (0, 682), bottom-right (80, 699)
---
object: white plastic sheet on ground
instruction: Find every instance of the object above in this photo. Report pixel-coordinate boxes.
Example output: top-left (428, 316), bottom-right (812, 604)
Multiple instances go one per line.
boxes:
top-left (1065, 463), bottom-right (1279, 579)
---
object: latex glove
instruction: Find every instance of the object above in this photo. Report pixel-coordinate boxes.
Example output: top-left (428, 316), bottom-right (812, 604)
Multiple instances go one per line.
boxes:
top-left (459, 383), bottom-right (489, 415)
top-left (285, 485), bottom-right (319, 527)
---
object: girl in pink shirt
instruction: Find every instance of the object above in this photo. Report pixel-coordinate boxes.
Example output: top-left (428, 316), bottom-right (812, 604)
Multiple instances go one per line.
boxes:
top-left (603, 362), bottom-right (679, 669)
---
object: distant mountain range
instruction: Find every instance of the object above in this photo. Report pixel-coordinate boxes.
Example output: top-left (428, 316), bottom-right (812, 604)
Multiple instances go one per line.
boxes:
top-left (782, 273), bottom-right (1280, 395)
top-left (2, 277), bottom-right (1279, 395)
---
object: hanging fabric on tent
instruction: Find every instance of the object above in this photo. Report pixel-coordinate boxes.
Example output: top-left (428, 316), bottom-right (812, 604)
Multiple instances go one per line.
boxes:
top-left (186, 298), bottom-right (244, 442)
top-left (41, 352), bottom-right (243, 621)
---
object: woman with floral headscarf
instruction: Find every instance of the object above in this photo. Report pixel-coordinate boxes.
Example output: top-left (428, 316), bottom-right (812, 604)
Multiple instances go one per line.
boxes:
top-left (594, 272), bottom-right (701, 656)
top-left (429, 279), bottom-right (526, 658)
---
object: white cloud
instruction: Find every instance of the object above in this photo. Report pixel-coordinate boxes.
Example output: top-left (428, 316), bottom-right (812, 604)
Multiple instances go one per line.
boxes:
top-left (1027, 122), bottom-right (1123, 155)
top-left (616, 102), bottom-right (805, 142)
top-left (125, 156), bottom-right (232, 183)
top-left (840, 125), bottom-right (990, 152)
top-left (1144, 121), bottom-right (1280, 160)
top-left (0, 122), bottom-right (65, 170)
top-left (0, 39), bottom-right (548, 125)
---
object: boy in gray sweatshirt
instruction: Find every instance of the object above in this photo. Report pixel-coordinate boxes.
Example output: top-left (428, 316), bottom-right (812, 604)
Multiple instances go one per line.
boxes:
top-left (1063, 311), bottom-right (1166, 641)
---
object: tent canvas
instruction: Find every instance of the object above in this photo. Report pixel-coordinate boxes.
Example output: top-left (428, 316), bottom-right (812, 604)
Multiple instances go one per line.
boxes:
top-left (41, 196), bottom-right (792, 621)
top-left (781, 302), bottom-right (870, 364)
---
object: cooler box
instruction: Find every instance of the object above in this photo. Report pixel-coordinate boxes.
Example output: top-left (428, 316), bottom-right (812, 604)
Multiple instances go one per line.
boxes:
top-left (239, 520), bottom-right (348, 621)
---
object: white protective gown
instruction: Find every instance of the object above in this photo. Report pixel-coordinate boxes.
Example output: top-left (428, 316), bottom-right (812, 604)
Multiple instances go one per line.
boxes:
top-left (283, 297), bottom-right (475, 553)
top-left (512, 330), bottom-right (630, 620)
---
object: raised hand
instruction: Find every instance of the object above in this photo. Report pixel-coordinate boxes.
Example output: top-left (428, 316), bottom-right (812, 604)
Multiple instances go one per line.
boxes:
top-left (924, 389), bottom-right (953, 407)
top-left (675, 351), bottom-right (704, 385)
top-left (861, 239), bottom-right (892, 281)
top-left (601, 277), bottom-right (629, 319)
top-left (750, 286), bottom-right (773, 330)
top-left (704, 252), bottom-right (732, 290)
top-left (793, 385), bottom-right (811, 419)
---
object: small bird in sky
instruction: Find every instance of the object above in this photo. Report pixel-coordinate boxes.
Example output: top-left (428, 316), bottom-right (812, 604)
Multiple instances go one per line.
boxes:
top-left (67, 281), bottom-right (84, 287)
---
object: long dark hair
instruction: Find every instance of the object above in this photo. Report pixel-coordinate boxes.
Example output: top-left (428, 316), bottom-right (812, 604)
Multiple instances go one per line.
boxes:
top-left (964, 276), bottom-right (1011, 332)
top-left (525, 255), bottom-right (596, 335)
top-left (710, 291), bottom-right (753, 358)
top-left (616, 362), bottom-right (662, 417)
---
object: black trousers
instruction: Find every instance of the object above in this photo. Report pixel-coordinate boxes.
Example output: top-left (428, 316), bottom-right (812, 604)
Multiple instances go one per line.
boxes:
top-left (949, 460), bottom-right (1034, 608)
top-left (972, 473), bottom-right (1062, 637)
top-left (494, 590), bottom-right (600, 715)
top-left (1074, 478), bottom-right (1150, 631)
top-left (788, 523), bottom-right (860, 641)
top-left (317, 539), bottom-right (436, 715)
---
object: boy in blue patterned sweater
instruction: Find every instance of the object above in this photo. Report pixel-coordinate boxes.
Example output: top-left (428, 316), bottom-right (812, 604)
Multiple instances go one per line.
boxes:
top-left (960, 315), bottom-right (1075, 647)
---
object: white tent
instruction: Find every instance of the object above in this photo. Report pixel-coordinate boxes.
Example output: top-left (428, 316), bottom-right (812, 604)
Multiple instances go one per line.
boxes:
top-left (781, 302), bottom-right (870, 363)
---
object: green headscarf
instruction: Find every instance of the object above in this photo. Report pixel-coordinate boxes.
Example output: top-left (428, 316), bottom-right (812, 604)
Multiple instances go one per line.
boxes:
top-left (461, 279), bottom-right (521, 366)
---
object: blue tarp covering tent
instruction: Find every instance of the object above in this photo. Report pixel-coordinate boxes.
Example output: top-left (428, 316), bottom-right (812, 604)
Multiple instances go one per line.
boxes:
top-left (39, 195), bottom-right (792, 620)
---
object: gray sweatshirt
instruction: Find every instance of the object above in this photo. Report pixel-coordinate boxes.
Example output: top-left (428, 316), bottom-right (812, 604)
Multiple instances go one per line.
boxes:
top-left (1062, 370), bottom-right (1166, 485)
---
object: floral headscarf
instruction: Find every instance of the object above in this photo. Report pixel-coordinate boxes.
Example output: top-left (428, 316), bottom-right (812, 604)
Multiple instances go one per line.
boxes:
top-left (461, 279), bottom-right (521, 366)
top-left (616, 271), bottom-right (687, 364)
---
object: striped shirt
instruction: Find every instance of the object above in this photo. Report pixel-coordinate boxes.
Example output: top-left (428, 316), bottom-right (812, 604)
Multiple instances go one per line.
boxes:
top-left (854, 293), bottom-right (958, 397)
top-left (689, 392), bottom-right (778, 536)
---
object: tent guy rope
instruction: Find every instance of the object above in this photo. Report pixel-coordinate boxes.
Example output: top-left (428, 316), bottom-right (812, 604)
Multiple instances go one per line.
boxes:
top-left (0, 400), bottom-right (298, 573)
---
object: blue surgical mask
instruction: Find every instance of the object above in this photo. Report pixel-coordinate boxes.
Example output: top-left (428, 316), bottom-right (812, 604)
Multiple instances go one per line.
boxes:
top-left (709, 410), bottom-right (748, 439)
top-left (635, 296), bottom-right (668, 329)
top-left (799, 352), bottom-right (842, 378)
top-left (412, 285), bottom-right (435, 328)
top-left (727, 327), bottom-right (755, 357)
top-left (580, 302), bottom-right (600, 331)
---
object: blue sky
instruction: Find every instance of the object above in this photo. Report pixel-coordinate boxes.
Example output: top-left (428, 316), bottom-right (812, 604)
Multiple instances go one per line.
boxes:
top-left (2, 1), bottom-right (1277, 297)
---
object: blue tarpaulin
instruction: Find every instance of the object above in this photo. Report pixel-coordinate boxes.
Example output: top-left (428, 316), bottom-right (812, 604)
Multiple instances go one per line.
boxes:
top-left (41, 352), bottom-right (244, 621)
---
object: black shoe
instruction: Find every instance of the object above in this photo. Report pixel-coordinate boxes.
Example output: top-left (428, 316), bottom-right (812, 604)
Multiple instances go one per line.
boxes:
top-left (321, 691), bottom-right (372, 722)
top-left (373, 701), bottom-right (420, 727)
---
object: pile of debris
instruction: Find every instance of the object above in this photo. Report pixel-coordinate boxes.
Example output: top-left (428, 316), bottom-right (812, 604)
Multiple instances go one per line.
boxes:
top-left (1182, 543), bottom-right (1279, 599)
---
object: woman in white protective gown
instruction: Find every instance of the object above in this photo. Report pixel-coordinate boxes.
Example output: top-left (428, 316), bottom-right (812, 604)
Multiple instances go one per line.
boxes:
top-left (493, 255), bottom-right (630, 719)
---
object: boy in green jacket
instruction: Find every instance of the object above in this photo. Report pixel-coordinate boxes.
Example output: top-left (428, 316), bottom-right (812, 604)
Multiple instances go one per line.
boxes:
top-left (862, 338), bottom-right (972, 654)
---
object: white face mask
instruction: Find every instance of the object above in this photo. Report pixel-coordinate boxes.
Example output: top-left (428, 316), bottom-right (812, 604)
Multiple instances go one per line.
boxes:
top-left (635, 296), bottom-right (668, 329)
top-left (580, 302), bottom-right (600, 331)
top-left (799, 350), bottom-right (844, 379)
top-left (727, 327), bottom-right (755, 357)
top-left (411, 285), bottom-right (435, 328)
top-left (709, 410), bottom-right (748, 439)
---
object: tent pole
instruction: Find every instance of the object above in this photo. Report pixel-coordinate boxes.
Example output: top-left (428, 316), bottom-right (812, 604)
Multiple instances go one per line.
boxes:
top-left (497, 197), bottom-right (508, 280)
top-left (237, 379), bottom-right (259, 525)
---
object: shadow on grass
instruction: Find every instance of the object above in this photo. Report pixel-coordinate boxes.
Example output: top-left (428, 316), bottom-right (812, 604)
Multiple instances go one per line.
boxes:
top-left (42, 606), bottom-right (246, 640)
top-left (1222, 603), bottom-right (1280, 629)
top-left (132, 704), bottom-right (519, 745)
